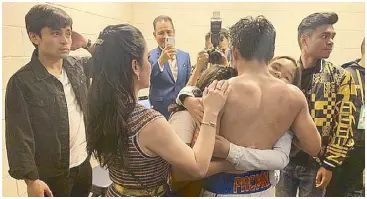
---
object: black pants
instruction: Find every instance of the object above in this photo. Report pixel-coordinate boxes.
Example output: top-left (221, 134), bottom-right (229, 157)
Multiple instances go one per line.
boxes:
top-left (325, 145), bottom-right (365, 197)
top-left (42, 159), bottom-right (92, 197)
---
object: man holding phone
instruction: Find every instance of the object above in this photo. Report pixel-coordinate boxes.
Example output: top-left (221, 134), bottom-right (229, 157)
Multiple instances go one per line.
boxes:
top-left (149, 15), bottom-right (192, 119)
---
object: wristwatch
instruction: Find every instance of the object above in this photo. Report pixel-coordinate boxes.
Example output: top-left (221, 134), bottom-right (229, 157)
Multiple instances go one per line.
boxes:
top-left (83, 39), bottom-right (92, 50)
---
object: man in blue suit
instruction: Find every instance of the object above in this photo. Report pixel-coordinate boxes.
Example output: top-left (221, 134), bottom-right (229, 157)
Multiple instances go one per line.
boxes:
top-left (149, 15), bottom-right (191, 119)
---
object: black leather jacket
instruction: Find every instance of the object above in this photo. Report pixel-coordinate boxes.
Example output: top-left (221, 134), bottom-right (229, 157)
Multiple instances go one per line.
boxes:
top-left (5, 50), bottom-right (92, 180)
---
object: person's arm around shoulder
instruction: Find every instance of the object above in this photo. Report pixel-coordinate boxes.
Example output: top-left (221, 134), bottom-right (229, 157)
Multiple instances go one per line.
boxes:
top-left (214, 132), bottom-right (293, 171)
top-left (169, 110), bottom-right (197, 145)
top-left (175, 86), bottom-right (204, 125)
top-left (139, 80), bottom-right (230, 179)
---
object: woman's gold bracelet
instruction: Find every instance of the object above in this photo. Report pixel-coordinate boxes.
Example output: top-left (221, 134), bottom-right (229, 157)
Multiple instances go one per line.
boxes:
top-left (201, 121), bottom-right (216, 128)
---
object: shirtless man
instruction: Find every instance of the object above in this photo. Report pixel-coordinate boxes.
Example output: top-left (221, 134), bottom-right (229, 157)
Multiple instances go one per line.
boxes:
top-left (200, 16), bottom-right (321, 197)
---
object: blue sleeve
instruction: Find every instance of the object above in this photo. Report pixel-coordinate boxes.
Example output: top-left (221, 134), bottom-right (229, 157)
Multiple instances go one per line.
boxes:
top-left (186, 53), bottom-right (192, 84)
top-left (150, 56), bottom-right (163, 81)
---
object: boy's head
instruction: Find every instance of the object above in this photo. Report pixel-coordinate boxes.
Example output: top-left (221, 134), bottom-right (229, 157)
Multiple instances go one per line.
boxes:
top-left (298, 12), bottom-right (338, 59)
top-left (25, 4), bottom-right (73, 58)
top-left (268, 56), bottom-right (301, 87)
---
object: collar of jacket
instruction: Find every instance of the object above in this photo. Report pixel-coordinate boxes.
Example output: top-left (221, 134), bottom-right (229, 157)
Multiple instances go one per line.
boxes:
top-left (30, 49), bottom-right (78, 81)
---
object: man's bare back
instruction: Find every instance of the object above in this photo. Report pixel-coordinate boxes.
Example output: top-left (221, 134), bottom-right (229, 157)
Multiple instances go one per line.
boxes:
top-left (220, 72), bottom-right (306, 150)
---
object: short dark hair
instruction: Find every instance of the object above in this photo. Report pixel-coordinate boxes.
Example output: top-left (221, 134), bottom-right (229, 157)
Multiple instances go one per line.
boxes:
top-left (205, 28), bottom-right (229, 42)
top-left (153, 15), bottom-right (175, 31)
top-left (297, 12), bottom-right (338, 48)
top-left (361, 37), bottom-right (365, 55)
top-left (229, 15), bottom-right (276, 64)
top-left (25, 4), bottom-right (72, 35)
top-left (25, 4), bottom-right (72, 48)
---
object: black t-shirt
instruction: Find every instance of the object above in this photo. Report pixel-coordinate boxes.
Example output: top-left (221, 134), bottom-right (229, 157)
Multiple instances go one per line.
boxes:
top-left (301, 61), bottom-right (321, 101)
top-left (290, 60), bottom-right (321, 167)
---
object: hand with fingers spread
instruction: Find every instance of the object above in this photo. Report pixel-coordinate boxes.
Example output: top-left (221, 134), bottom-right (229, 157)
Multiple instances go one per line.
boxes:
top-left (159, 44), bottom-right (176, 66)
top-left (315, 167), bottom-right (332, 189)
top-left (184, 97), bottom-right (204, 125)
top-left (202, 80), bottom-right (231, 116)
top-left (25, 179), bottom-right (53, 197)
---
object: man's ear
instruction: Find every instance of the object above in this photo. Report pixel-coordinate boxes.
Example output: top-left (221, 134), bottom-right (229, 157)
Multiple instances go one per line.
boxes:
top-left (29, 32), bottom-right (40, 47)
top-left (300, 34), bottom-right (309, 49)
top-left (231, 47), bottom-right (239, 60)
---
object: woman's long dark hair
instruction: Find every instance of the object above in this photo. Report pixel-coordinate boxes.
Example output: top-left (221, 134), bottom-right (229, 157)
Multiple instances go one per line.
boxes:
top-left (86, 24), bottom-right (146, 168)
top-left (168, 65), bottom-right (238, 113)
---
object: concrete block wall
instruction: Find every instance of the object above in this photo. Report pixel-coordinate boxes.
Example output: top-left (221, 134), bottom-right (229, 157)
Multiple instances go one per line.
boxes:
top-left (133, 2), bottom-right (365, 66)
top-left (133, 2), bottom-right (364, 96)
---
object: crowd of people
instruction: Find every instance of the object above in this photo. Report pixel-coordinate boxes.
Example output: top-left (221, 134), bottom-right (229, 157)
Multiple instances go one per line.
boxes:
top-left (4, 3), bottom-right (365, 197)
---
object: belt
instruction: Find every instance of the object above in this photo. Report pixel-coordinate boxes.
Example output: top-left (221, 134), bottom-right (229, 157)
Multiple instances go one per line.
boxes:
top-left (112, 183), bottom-right (167, 197)
top-left (203, 170), bottom-right (271, 194)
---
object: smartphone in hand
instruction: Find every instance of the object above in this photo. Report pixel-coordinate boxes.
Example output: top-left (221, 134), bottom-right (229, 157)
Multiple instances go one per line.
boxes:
top-left (165, 37), bottom-right (175, 48)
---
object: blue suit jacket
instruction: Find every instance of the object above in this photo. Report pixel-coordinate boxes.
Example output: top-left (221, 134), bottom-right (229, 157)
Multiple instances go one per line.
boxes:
top-left (149, 47), bottom-right (191, 118)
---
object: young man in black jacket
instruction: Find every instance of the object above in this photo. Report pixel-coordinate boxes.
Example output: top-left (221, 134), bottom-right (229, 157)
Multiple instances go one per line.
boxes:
top-left (5, 4), bottom-right (95, 197)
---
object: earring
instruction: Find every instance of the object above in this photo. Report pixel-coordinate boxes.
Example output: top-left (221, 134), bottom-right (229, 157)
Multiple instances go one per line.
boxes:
top-left (137, 75), bottom-right (140, 80)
